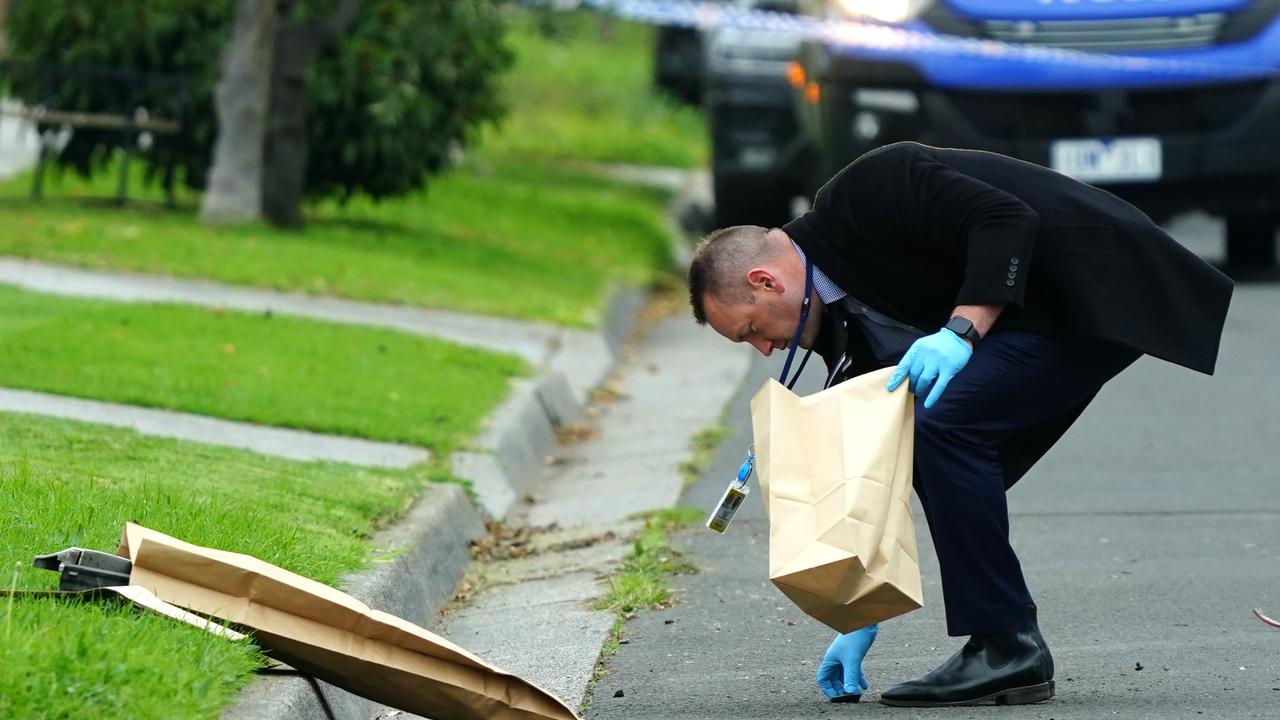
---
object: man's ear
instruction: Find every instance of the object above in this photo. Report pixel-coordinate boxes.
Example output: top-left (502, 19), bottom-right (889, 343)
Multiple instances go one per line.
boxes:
top-left (746, 267), bottom-right (783, 294)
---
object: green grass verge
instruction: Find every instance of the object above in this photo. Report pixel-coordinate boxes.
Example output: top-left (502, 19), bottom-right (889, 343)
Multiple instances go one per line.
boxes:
top-left (483, 9), bottom-right (707, 168)
top-left (0, 285), bottom-right (527, 453)
top-left (0, 597), bottom-right (262, 720)
top-left (0, 412), bottom-right (433, 719)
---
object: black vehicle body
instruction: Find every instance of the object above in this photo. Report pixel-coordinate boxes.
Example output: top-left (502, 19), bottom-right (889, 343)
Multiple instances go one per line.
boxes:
top-left (794, 0), bottom-right (1280, 266)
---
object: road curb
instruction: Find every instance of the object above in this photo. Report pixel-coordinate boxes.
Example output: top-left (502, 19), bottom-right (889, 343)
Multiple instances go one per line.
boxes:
top-left (459, 286), bottom-right (647, 519)
top-left (455, 373), bottom-right (571, 519)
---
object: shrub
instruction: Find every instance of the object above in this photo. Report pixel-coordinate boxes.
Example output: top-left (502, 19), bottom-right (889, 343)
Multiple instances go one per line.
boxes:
top-left (3, 0), bottom-right (512, 204)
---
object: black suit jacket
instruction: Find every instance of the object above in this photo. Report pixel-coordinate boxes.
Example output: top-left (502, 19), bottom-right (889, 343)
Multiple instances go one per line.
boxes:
top-left (785, 142), bottom-right (1233, 485)
top-left (786, 141), bottom-right (1233, 377)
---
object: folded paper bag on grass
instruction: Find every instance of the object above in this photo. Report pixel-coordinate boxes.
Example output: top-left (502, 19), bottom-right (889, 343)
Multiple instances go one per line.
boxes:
top-left (116, 523), bottom-right (578, 720)
top-left (751, 366), bottom-right (924, 632)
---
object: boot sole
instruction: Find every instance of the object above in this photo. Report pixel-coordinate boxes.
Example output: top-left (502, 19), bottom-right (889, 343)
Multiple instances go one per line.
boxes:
top-left (879, 680), bottom-right (1054, 707)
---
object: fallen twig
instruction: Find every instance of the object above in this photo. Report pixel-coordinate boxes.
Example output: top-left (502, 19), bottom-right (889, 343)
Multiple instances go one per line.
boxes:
top-left (1252, 608), bottom-right (1280, 628)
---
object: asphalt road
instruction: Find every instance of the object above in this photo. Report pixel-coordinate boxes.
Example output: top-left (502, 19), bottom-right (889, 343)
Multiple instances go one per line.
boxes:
top-left (588, 217), bottom-right (1280, 719)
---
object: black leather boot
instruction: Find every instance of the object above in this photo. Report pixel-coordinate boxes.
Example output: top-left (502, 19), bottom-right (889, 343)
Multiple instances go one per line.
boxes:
top-left (879, 609), bottom-right (1054, 707)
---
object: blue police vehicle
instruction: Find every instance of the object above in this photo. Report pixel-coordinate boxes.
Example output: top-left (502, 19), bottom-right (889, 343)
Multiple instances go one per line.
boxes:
top-left (792, 0), bottom-right (1280, 266)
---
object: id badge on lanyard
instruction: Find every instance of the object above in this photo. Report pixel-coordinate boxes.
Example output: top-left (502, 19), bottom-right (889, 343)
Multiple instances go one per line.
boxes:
top-left (706, 261), bottom-right (814, 535)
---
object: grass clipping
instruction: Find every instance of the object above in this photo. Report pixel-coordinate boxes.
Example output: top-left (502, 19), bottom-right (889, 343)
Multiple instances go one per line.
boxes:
top-left (593, 507), bottom-right (701, 616)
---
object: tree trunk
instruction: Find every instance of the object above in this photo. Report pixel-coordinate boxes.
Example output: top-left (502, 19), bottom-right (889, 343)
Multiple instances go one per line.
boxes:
top-left (0, 0), bottom-right (8, 55)
top-left (200, 0), bottom-right (277, 224)
top-left (262, 0), bottom-right (363, 229)
top-left (261, 22), bottom-right (311, 229)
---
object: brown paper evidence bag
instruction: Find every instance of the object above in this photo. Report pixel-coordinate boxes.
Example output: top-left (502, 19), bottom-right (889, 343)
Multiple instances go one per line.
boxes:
top-left (13, 523), bottom-right (578, 720)
top-left (750, 366), bottom-right (925, 633)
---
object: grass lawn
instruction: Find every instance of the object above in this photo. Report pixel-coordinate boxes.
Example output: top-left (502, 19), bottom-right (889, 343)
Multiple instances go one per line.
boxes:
top-left (0, 285), bottom-right (527, 453)
top-left (0, 11), bottom-right (705, 328)
top-left (0, 412), bottom-right (431, 719)
top-left (481, 9), bottom-right (708, 168)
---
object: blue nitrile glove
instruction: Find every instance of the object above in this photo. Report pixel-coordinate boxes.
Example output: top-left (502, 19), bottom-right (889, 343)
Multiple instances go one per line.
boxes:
top-left (816, 624), bottom-right (878, 701)
top-left (886, 329), bottom-right (973, 409)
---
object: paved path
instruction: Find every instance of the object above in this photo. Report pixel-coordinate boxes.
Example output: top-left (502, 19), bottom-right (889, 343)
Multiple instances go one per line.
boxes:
top-left (0, 387), bottom-right (430, 467)
top-left (588, 221), bottom-right (1280, 719)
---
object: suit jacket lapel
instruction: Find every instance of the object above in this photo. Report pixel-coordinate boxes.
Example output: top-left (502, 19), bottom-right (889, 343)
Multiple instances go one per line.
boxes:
top-left (814, 301), bottom-right (879, 387)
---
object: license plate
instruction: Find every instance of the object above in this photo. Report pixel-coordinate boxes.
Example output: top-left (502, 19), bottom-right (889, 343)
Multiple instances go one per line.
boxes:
top-left (1050, 137), bottom-right (1162, 183)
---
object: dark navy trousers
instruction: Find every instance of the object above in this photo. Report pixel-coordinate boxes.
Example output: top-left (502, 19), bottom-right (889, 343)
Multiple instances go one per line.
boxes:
top-left (911, 330), bottom-right (1139, 637)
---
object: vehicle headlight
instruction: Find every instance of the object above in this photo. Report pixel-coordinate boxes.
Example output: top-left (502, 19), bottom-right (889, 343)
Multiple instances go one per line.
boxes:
top-left (832, 0), bottom-right (934, 24)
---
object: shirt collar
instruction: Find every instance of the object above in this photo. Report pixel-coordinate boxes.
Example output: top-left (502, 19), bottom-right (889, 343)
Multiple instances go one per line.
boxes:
top-left (791, 240), bottom-right (847, 305)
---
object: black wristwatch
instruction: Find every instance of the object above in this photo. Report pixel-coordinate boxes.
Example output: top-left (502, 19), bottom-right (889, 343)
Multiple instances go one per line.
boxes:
top-left (944, 315), bottom-right (982, 345)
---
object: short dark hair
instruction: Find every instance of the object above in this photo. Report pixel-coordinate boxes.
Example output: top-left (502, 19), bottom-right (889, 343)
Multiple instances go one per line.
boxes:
top-left (687, 225), bottom-right (773, 324)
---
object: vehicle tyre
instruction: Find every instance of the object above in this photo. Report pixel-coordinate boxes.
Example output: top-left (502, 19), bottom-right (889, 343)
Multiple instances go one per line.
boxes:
top-left (1226, 216), bottom-right (1279, 268)
top-left (713, 172), bottom-right (793, 229)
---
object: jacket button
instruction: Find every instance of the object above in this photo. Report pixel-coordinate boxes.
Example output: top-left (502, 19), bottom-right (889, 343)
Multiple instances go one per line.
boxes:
top-left (1010, 256), bottom-right (1020, 265)
top-left (1009, 265), bottom-right (1018, 272)
top-left (1006, 279), bottom-right (1016, 286)
top-left (1008, 272), bottom-right (1017, 279)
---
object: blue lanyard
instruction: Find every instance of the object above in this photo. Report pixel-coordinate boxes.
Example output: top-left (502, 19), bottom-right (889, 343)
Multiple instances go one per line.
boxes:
top-left (729, 261), bottom-right (816, 495)
top-left (733, 260), bottom-right (816, 488)
top-left (777, 259), bottom-right (814, 391)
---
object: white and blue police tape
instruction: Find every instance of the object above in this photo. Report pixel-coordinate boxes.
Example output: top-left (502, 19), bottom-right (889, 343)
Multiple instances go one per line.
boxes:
top-left (535, 0), bottom-right (1276, 81)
